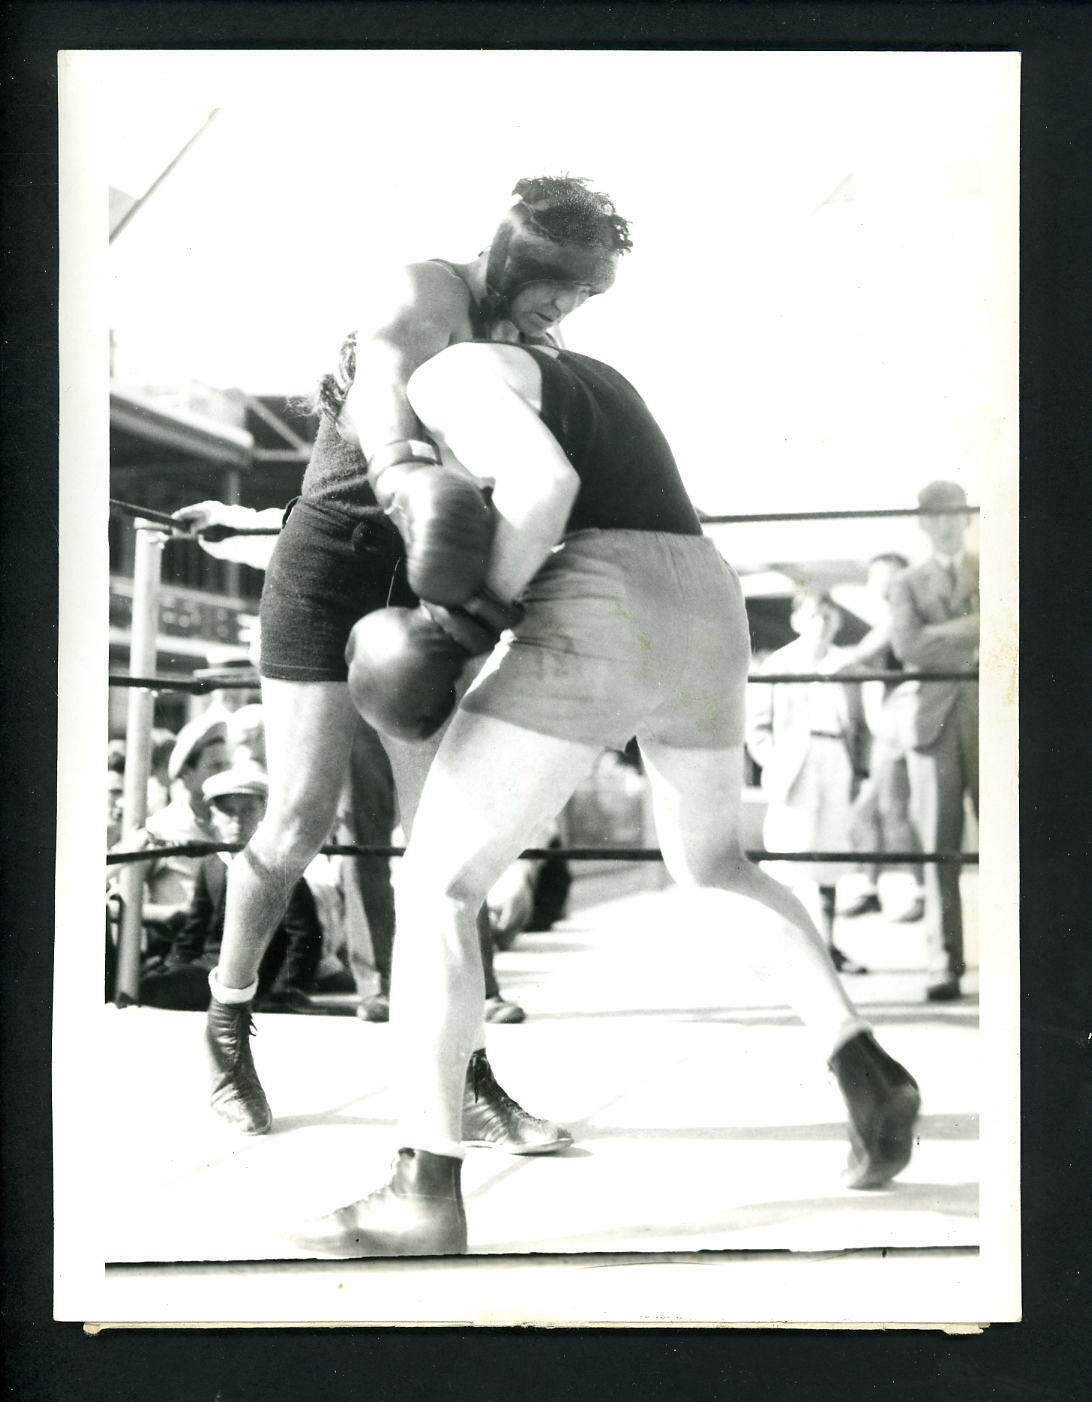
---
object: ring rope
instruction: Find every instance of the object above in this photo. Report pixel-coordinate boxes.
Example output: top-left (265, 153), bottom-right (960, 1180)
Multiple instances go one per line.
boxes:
top-left (106, 503), bottom-right (979, 864)
top-left (109, 498), bottom-right (279, 538)
top-left (106, 842), bottom-right (977, 867)
top-left (109, 498), bottom-right (188, 529)
top-left (700, 505), bottom-right (979, 525)
top-left (110, 673), bottom-right (258, 693)
top-left (108, 668), bottom-right (978, 694)
top-left (111, 496), bottom-right (978, 538)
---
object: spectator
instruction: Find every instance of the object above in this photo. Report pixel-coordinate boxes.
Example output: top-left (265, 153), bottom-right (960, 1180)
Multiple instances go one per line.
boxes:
top-left (299, 822), bottom-right (361, 993)
top-left (141, 764), bottom-right (322, 1011)
top-left (107, 738), bottom-right (126, 775)
top-left (173, 498), bottom-right (528, 1026)
top-left (198, 656), bottom-right (264, 716)
top-left (112, 713), bottom-right (229, 955)
top-left (147, 728), bottom-right (176, 815)
top-left (524, 832), bottom-right (573, 933)
top-left (106, 765), bottom-right (126, 849)
top-left (839, 553), bottom-right (925, 922)
top-left (889, 480), bottom-right (979, 1002)
top-left (485, 818), bottom-right (567, 951)
top-left (226, 703), bottom-right (267, 767)
top-left (745, 590), bottom-right (870, 974)
top-left (360, 810), bottom-right (527, 1025)
top-left (105, 743), bottom-right (127, 996)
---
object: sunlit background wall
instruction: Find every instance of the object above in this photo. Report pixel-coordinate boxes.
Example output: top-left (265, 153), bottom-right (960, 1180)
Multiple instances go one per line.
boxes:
top-left (81, 49), bottom-right (1014, 624)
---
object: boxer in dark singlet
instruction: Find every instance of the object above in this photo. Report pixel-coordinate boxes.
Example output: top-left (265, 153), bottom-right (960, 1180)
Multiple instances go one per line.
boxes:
top-left (203, 178), bottom-right (632, 1154)
top-left (286, 339), bottom-right (921, 1258)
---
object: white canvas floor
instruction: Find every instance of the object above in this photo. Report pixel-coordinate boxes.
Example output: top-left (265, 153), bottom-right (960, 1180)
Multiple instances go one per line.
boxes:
top-left (97, 882), bottom-right (980, 1266)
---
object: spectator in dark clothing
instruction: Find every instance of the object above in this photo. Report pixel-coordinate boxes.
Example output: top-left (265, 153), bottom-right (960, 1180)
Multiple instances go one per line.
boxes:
top-left (889, 480), bottom-right (979, 1002)
top-left (840, 552), bottom-right (925, 922)
top-left (141, 765), bottom-right (321, 1011)
top-left (106, 766), bottom-right (126, 849)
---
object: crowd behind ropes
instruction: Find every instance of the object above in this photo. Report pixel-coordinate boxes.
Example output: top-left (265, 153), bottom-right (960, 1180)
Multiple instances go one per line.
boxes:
top-left (105, 689), bottom-right (570, 1022)
top-left (106, 476), bottom-right (978, 1012)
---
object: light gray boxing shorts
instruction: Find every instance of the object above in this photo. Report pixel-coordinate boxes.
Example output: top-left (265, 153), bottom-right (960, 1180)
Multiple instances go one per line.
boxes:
top-left (461, 530), bottom-right (751, 750)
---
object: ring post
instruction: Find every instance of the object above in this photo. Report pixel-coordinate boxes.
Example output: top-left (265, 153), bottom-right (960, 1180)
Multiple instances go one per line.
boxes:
top-left (115, 521), bottom-right (165, 1005)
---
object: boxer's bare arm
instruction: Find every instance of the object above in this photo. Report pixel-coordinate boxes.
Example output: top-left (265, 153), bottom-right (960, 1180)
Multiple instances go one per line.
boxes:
top-left (337, 263), bottom-right (470, 457)
top-left (407, 343), bottom-right (579, 604)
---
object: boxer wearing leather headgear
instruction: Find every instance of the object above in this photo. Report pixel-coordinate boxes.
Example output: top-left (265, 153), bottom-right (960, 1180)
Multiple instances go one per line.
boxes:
top-left (479, 176), bottom-right (632, 326)
top-left (202, 176), bottom-right (629, 1153)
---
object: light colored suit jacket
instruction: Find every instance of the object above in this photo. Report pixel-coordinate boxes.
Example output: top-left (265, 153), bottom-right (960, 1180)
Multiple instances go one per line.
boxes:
top-left (745, 639), bottom-right (867, 804)
top-left (888, 554), bottom-right (979, 750)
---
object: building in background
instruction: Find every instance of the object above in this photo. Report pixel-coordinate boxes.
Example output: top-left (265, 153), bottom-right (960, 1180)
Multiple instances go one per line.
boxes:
top-left (109, 375), bottom-right (313, 735)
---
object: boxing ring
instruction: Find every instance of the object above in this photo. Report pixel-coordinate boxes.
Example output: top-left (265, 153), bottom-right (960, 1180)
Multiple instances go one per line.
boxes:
top-left (98, 500), bottom-right (982, 1277)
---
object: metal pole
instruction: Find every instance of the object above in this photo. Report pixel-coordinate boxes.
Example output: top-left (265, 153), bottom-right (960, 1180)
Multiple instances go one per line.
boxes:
top-left (115, 522), bottom-right (165, 1004)
top-left (110, 109), bottom-right (221, 242)
top-left (221, 466), bottom-right (242, 599)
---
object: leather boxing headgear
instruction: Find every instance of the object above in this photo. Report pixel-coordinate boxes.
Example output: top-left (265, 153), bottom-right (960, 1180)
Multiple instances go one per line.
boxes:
top-left (481, 176), bottom-right (632, 324)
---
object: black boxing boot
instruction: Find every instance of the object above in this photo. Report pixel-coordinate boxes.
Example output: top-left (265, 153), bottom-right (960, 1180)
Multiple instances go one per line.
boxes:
top-left (206, 996), bottom-right (273, 1135)
top-left (829, 1030), bottom-right (921, 1189)
top-left (285, 1148), bottom-right (467, 1258)
top-left (462, 1048), bottom-right (573, 1155)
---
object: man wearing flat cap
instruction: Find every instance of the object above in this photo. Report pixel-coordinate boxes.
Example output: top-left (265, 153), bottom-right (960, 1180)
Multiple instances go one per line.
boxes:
top-left (888, 480), bottom-right (979, 1001)
top-left (142, 764), bottom-right (322, 1010)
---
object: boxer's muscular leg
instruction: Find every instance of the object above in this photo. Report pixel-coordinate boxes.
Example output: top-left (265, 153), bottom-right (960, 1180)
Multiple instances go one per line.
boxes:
top-left (380, 691), bottom-right (500, 1038)
top-left (217, 680), bottom-right (358, 989)
top-left (389, 711), bottom-right (599, 1155)
top-left (639, 739), bottom-right (868, 1057)
top-left (641, 738), bottom-right (921, 1189)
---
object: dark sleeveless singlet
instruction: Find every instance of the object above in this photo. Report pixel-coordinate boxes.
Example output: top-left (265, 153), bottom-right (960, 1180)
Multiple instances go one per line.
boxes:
top-left (526, 348), bottom-right (702, 537)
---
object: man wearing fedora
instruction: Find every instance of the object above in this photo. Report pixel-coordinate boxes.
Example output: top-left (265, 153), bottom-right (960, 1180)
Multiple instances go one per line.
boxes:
top-left (889, 480), bottom-right (979, 1002)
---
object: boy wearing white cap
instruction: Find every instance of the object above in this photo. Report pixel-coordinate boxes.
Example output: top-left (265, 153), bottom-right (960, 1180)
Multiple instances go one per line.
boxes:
top-left (142, 764), bottom-right (322, 1017)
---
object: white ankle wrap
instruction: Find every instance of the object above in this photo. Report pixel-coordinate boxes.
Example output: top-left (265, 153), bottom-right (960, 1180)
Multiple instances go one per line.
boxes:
top-left (208, 968), bottom-right (259, 1005)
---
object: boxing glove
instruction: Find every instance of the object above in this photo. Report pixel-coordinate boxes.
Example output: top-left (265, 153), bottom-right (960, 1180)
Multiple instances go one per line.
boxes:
top-left (424, 587), bottom-right (525, 657)
top-left (367, 440), bottom-right (494, 608)
top-left (345, 606), bottom-right (471, 741)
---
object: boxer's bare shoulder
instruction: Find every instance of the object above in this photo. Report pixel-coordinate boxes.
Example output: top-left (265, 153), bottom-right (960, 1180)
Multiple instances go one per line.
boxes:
top-left (354, 261), bottom-right (474, 349)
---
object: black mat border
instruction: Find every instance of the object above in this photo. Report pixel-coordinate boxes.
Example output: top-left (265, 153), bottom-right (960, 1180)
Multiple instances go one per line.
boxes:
top-left (3, 4), bottom-right (1090, 1399)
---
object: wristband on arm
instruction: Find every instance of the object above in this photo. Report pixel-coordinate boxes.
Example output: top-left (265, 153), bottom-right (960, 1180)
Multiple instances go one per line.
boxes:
top-left (366, 438), bottom-right (442, 484)
top-left (364, 438), bottom-right (494, 608)
top-left (424, 588), bottom-right (525, 656)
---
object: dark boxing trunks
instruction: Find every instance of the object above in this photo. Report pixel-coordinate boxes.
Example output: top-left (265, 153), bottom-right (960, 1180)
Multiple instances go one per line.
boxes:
top-left (258, 499), bottom-right (415, 683)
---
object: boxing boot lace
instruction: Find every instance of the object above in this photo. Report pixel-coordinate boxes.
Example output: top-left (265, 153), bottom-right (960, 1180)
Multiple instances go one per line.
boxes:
top-left (461, 1048), bottom-right (572, 1155)
top-left (206, 996), bottom-right (273, 1135)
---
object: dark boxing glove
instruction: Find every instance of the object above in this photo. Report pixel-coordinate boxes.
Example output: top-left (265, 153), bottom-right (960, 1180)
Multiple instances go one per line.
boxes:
top-left (367, 439), bottom-right (494, 608)
top-left (345, 606), bottom-right (471, 742)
